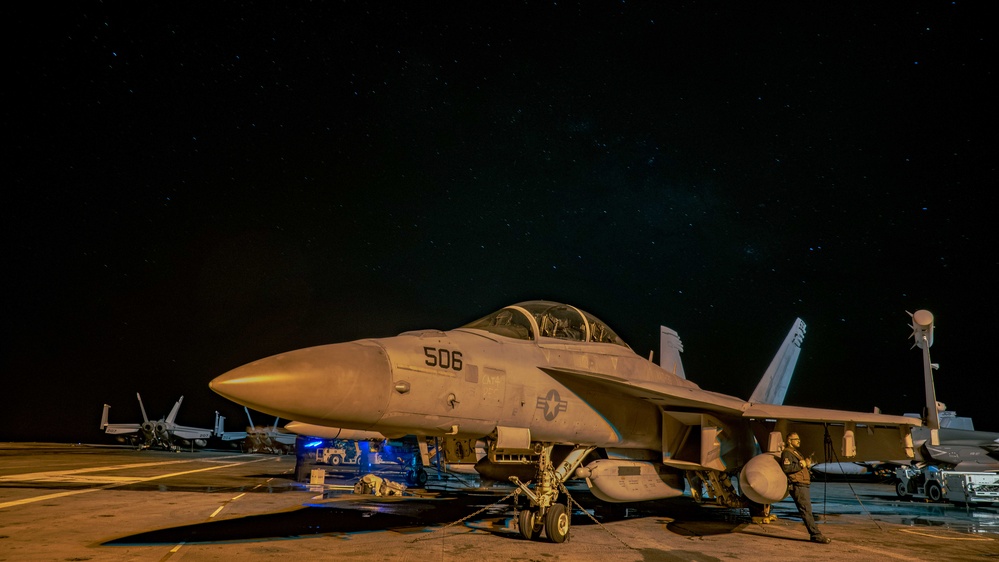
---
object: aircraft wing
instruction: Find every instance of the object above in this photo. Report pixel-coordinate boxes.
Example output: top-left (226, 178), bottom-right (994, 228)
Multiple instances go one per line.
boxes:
top-left (102, 423), bottom-right (141, 435)
top-left (741, 402), bottom-right (920, 463)
top-left (217, 430), bottom-right (248, 442)
top-left (171, 425), bottom-right (213, 440)
top-left (541, 367), bottom-right (752, 415)
top-left (742, 402), bottom-right (916, 424)
top-left (213, 411), bottom-right (247, 441)
top-left (100, 403), bottom-right (141, 435)
top-left (544, 367), bottom-right (920, 464)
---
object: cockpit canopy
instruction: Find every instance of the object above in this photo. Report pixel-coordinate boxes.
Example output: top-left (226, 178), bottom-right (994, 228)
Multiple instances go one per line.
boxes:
top-left (462, 301), bottom-right (630, 348)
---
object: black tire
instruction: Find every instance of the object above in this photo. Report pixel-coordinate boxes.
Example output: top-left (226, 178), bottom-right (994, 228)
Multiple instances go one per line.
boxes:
top-left (927, 481), bottom-right (943, 502)
top-left (518, 509), bottom-right (542, 541)
top-left (330, 455), bottom-right (342, 465)
top-left (415, 469), bottom-right (428, 487)
top-left (896, 480), bottom-right (909, 497)
top-left (545, 503), bottom-right (570, 543)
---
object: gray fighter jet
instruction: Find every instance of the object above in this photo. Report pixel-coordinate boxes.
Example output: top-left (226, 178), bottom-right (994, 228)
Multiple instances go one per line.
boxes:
top-left (101, 393), bottom-right (212, 451)
top-left (214, 407), bottom-right (297, 454)
top-left (210, 300), bottom-right (920, 542)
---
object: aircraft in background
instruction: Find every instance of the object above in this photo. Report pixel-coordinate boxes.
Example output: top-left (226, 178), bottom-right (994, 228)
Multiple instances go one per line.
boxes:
top-left (100, 393), bottom-right (212, 451)
top-left (214, 407), bottom-right (296, 454)
top-left (211, 300), bottom-right (919, 543)
top-left (906, 408), bottom-right (999, 472)
top-left (905, 310), bottom-right (998, 472)
top-left (813, 310), bottom-right (999, 478)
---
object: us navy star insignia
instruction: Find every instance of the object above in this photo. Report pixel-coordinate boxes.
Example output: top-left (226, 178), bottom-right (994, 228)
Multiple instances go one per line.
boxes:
top-left (536, 389), bottom-right (567, 421)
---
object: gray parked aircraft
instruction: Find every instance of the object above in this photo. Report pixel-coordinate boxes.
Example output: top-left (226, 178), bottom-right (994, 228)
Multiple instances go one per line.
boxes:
top-left (214, 407), bottom-right (297, 454)
top-left (210, 300), bottom-right (920, 543)
top-left (101, 393), bottom-right (212, 451)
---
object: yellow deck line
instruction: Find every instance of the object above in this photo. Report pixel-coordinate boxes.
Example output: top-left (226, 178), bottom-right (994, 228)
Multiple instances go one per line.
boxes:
top-left (0, 456), bottom-right (271, 509)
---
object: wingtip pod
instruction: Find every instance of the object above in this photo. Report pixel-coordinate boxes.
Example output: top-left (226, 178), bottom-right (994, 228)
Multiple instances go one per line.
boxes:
top-left (909, 309), bottom-right (934, 349)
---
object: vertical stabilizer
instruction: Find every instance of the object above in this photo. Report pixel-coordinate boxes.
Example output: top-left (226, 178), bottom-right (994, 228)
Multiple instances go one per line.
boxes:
top-left (166, 396), bottom-right (184, 425)
top-left (136, 393), bottom-right (149, 423)
top-left (101, 404), bottom-right (110, 429)
top-left (659, 326), bottom-right (686, 380)
top-left (749, 318), bottom-right (806, 404)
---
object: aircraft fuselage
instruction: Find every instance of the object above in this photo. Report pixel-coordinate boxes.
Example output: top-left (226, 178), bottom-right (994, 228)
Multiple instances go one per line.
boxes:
top-left (214, 327), bottom-right (675, 449)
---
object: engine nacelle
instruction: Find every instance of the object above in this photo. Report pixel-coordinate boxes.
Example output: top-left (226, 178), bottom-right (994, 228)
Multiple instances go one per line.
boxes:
top-left (738, 453), bottom-right (789, 504)
top-left (582, 459), bottom-right (684, 503)
top-left (194, 439), bottom-right (207, 448)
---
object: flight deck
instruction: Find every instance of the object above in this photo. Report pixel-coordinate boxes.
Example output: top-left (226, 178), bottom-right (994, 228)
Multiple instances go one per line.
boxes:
top-left (1, 443), bottom-right (996, 561)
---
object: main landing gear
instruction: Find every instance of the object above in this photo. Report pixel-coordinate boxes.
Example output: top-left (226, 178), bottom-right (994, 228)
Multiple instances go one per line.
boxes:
top-left (508, 444), bottom-right (594, 543)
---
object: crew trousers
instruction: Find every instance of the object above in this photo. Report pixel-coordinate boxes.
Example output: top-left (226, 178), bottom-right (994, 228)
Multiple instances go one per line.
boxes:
top-left (788, 482), bottom-right (822, 538)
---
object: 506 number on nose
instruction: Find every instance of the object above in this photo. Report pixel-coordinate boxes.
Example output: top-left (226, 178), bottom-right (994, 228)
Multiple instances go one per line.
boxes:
top-left (424, 347), bottom-right (463, 371)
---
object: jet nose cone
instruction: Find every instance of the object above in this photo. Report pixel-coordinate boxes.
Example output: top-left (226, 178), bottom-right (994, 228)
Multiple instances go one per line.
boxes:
top-left (210, 341), bottom-right (391, 428)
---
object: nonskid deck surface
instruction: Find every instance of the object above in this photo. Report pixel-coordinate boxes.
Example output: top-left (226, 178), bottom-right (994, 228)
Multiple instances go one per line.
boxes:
top-left (1, 443), bottom-right (996, 561)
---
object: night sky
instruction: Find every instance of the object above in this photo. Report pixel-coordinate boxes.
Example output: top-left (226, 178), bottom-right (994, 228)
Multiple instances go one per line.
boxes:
top-left (6, 3), bottom-right (995, 444)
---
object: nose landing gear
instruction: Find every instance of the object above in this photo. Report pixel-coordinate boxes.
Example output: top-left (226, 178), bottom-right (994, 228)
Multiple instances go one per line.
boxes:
top-left (509, 444), bottom-right (595, 543)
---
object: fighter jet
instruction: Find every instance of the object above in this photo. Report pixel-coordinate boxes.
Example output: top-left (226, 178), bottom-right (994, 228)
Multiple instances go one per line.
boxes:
top-left (211, 300), bottom-right (919, 543)
top-left (101, 393), bottom-right (212, 451)
top-left (214, 407), bottom-right (297, 454)
top-left (287, 317), bottom-right (808, 483)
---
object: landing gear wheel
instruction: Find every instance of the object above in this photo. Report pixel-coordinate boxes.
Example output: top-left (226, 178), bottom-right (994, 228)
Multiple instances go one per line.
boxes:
top-left (545, 503), bottom-right (570, 543)
top-left (518, 509), bottom-right (542, 541)
top-left (896, 481), bottom-right (909, 497)
top-left (927, 482), bottom-right (943, 502)
top-left (405, 469), bottom-right (428, 486)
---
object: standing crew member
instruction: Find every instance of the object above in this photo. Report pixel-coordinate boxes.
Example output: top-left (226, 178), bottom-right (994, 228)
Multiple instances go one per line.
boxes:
top-left (781, 432), bottom-right (832, 544)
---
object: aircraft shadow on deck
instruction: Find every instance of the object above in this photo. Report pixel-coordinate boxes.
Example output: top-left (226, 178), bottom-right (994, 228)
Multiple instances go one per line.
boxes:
top-left (100, 490), bottom-right (742, 546)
